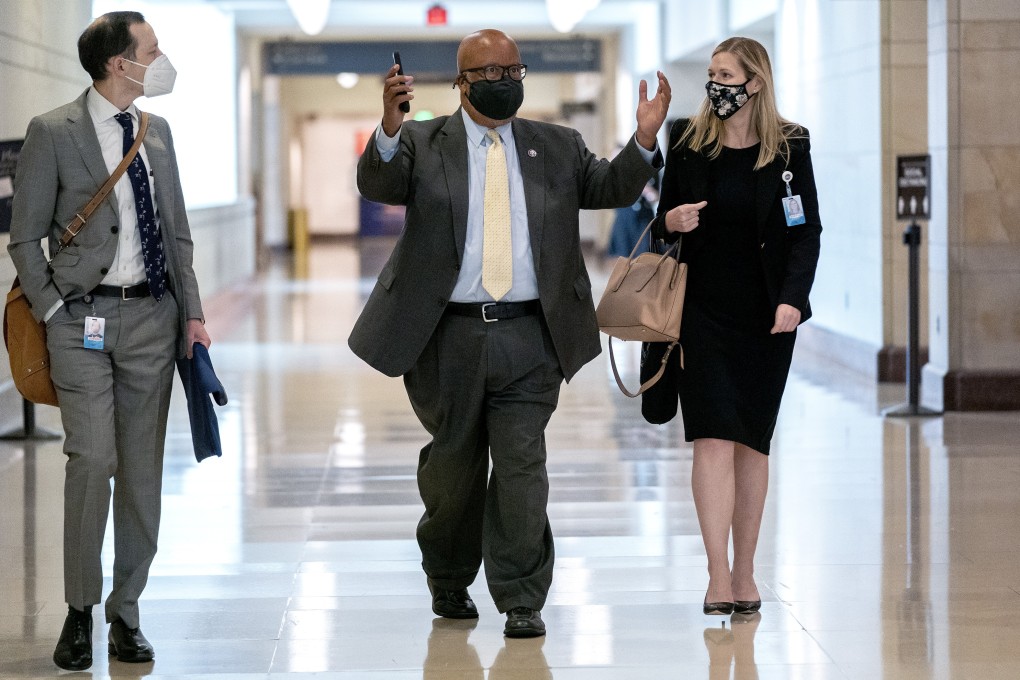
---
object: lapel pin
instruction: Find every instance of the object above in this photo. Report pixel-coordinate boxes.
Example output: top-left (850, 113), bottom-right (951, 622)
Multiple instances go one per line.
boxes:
top-left (528, 149), bottom-right (537, 157)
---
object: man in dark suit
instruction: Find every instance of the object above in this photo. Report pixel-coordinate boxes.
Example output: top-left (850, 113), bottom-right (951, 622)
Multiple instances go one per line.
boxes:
top-left (8, 11), bottom-right (209, 670)
top-left (350, 29), bottom-right (669, 637)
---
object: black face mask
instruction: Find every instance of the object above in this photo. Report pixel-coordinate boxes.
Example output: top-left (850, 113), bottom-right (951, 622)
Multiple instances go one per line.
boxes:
top-left (466, 77), bottom-right (524, 120)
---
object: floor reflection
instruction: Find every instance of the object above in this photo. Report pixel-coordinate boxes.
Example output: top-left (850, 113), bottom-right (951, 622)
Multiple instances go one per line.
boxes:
top-left (3, 239), bottom-right (1020, 678)
top-left (423, 618), bottom-right (483, 680)
top-left (490, 637), bottom-right (552, 680)
top-left (422, 618), bottom-right (552, 680)
top-left (704, 613), bottom-right (761, 680)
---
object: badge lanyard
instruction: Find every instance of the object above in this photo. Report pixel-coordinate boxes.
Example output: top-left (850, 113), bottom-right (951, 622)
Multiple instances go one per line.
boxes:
top-left (781, 170), bottom-right (805, 226)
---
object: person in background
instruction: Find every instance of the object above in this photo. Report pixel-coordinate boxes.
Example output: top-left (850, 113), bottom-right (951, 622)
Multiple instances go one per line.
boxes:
top-left (350, 28), bottom-right (669, 637)
top-left (8, 11), bottom-right (209, 670)
top-left (606, 172), bottom-right (658, 258)
top-left (647, 36), bottom-right (821, 616)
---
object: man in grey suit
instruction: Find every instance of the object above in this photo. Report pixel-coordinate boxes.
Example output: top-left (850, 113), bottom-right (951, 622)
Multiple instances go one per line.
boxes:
top-left (350, 29), bottom-right (669, 637)
top-left (8, 11), bottom-right (209, 670)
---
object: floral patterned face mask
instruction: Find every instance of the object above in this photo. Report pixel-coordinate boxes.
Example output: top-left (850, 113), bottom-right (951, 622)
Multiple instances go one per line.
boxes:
top-left (705, 79), bottom-right (754, 120)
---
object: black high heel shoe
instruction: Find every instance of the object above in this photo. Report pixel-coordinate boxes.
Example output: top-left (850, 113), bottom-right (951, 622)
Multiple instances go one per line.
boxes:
top-left (732, 600), bottom-right (761, 614)
top-left (703, 599), bottom-right (735, 615)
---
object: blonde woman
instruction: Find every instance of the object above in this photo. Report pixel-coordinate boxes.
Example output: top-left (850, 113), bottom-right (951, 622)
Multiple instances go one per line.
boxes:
top-left (647, 37), bottom-right (822, 615)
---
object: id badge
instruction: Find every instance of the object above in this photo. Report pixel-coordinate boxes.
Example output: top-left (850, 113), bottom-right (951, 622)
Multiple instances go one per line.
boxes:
top-left (84, 316), bottom-right (105, 350)
top-left (783, 195), bottom-right (806, 226)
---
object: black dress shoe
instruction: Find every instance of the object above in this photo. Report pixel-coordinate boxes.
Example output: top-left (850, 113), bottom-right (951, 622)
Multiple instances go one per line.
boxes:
top-left (733, 600), bottom-right (762, 614)
top-left (53, 606), bottom-right (93, 671)
top-left (428, 582), bottom-right (479, 619)
top-left (108, 619), bottom-right (154, 663)
top-left (504, 607), bottom-right (545, 638)
top-left (703, 600), bottom-right (735, 615)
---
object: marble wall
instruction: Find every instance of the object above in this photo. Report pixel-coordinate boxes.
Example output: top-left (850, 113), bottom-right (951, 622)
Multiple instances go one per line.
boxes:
top-left (0, 1), bottom-right (93, 140)
top-left (923, 0), bottom-right (1020, 410)
top-left (774, 0), bottom-right (885, 358)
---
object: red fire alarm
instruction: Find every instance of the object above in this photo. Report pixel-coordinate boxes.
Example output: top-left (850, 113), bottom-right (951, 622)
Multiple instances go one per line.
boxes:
top-left (426, 3), bottom-right (447, 26)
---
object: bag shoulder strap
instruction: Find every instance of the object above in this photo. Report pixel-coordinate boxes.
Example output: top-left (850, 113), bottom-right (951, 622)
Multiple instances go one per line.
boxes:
top-left (607, 338), bottom-right (682, 398)
top-left (58, 112), bottom-right (150, 248)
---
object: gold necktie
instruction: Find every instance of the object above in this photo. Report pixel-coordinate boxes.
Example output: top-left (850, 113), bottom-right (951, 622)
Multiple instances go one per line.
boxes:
top-left (482, 129), bottom-right (512, 300)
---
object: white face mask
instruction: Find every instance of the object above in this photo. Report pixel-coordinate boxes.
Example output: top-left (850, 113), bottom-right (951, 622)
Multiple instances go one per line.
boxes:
top-left (123, 54), bottom-right (177, 97)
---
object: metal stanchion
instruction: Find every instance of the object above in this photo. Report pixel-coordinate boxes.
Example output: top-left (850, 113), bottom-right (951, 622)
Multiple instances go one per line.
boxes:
top-left (884, 222), bottom-right (940, 418)
top-left (0, 397), bottom-right (61, 440)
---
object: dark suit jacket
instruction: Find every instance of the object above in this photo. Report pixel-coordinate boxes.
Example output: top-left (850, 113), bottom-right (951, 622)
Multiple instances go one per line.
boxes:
top-left (349, 110), bottom-right (659, 381)
top-left (7, 89), bottom-right (204, 358)
top-left (651, 118), bottom-right (821, 322)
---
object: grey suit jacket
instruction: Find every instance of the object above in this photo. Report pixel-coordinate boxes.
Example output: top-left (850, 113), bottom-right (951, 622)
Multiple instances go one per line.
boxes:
top-left (349, 110), bottom-right (659, 381)
top-left (7, 89), bottom-right (203, 358)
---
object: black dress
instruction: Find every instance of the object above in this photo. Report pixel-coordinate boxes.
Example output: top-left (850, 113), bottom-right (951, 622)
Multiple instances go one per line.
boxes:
top-left (677, 144), bottom-right (796, 455)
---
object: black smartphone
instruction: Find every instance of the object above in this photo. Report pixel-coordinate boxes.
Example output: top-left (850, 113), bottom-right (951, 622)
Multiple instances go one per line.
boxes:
top-left (392, 51), bottom-right (410, 113)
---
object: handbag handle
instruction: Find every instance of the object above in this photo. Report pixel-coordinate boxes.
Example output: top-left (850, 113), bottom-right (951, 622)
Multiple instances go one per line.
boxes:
top-left (607, 338), bottom-right (680, 398)
top-left (627, 217), bottom-right (681, 261)
top-left (612, 221), bottom-right (682, 295)
top-left (57, 112), bottom-right (150, 250)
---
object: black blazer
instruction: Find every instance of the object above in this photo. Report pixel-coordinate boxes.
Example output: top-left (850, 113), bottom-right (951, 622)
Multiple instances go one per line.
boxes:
top-left (650, 118), bottom-right (822, 322)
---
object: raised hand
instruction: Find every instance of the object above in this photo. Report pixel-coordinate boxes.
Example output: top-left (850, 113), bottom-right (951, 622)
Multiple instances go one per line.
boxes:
top-left (635, 71), bottom-right (671, 150)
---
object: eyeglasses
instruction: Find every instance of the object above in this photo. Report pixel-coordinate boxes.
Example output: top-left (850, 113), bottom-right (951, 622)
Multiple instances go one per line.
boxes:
top-left (459, 64), bottom-right (528, 82)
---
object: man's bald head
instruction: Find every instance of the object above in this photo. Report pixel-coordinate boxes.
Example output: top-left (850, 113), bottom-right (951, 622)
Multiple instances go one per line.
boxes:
top-left (457, 29), bottom-right (520, 73)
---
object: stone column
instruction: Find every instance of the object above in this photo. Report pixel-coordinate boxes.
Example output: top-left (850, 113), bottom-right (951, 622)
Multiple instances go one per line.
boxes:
top-left (924, 0), bottom-right (1020, 410)
top-left (880, 0), bottom-right (929, 381)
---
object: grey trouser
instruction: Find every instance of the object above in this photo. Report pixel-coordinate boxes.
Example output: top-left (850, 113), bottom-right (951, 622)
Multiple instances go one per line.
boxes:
top-left (46, 292), bottom-right (177, 628)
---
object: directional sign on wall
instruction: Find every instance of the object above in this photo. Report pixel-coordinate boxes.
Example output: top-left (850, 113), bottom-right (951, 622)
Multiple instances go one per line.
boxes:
top-left (264, 39), bottom-right (601, 76)
top-left (896, 154), bottom-right (931, 220)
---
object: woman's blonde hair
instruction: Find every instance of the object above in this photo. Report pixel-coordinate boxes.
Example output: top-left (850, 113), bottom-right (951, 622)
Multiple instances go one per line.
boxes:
top-left (677, 36), bottom-right (802, 170)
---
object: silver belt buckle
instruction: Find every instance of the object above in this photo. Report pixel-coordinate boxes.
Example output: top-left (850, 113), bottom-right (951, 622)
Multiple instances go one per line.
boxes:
top-left (122, 285), bottom-right (131, 300)
top-left (481, 302), bottom-right (499, 322)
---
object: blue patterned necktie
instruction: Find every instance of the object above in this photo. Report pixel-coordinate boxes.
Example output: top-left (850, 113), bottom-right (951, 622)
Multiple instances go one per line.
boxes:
top-left (114, 112), bottom-right (166, 301)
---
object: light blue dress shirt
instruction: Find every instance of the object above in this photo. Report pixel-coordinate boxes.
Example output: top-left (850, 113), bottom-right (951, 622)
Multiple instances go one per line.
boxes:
top-left (374, 109), bottom-right (657, 303)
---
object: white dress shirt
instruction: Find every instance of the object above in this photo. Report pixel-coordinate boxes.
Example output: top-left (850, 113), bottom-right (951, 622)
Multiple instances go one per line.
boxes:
top-left (87, 87), bottom-right (156, 288)
top-left (45, 89), bottom-right (158, 321)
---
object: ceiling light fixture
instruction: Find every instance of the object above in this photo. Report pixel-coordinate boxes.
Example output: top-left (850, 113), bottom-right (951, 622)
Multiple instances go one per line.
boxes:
top-left (546, 0), bottom-right (600, 34)
top-left (287, 0), bottom-right (330, 36)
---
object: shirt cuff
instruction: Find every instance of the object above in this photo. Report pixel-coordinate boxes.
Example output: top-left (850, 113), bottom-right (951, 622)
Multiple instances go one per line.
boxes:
top-left (635, 137), bottom-right (661, 167)
top-left (375, 124), bottom-right (400, 163)
top-left (43, 300), bottom-right (63, 323)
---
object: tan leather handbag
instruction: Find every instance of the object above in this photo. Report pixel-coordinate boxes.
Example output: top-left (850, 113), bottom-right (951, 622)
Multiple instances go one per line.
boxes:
top-left (3, 113), bottom-right (149, 407)
top-left (595, 220), bottom-right (686, 397)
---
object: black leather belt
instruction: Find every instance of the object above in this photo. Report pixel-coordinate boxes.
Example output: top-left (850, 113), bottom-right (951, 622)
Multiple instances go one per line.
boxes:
top-left (446, 300), bottom-right (540, 322)
top-left (90, 282), bottom-right (150, 300)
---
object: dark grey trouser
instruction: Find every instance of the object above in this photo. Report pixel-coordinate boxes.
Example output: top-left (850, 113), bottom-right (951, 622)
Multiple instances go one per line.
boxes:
top-left (404, 311), bottom-right (562, 613)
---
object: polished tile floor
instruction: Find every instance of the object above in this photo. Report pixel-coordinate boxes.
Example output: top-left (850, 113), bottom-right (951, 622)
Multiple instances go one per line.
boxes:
top-left (3, 240), bottom-right (1020, 679)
